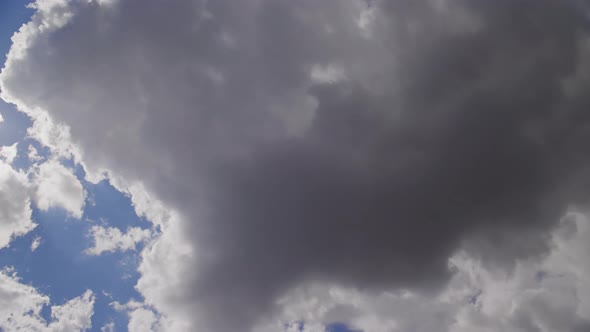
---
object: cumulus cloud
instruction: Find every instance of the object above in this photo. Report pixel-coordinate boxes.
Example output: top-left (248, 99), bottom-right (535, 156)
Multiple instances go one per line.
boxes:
top-left (0, 158), bottom-right (34, 249)
top-left (4, 0), bottom-right (590, 330)
top-left (0, 152), bottom-right (83, 250)
top-left (0, 142), bottom-right (18, 164)
top-left (111, 300), bottom-right (161, 332)
top-left (47, 289), bottom-right (96, 332)
top-left (254, 212), bottom-right (590, 332)
top-left (0, 267), bottom-right (95, 332)
top-left (127, 308), bottom-right (160, 332)
top-left (85, 225), bottom-right (152, 255)
top-left (31, 159), bottom-right (86, 218)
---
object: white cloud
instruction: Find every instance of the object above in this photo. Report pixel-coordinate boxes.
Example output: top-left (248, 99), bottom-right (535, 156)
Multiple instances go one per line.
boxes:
top-left (31, 235), bottom-right (41, 251)
top-left (0, 159), bottom-right (35, 249)
top-left (25, 110), bottom-right (79, 160)
top-left (111, 300), bottom-right (162, 332)
top-left (85, 225), bottom-right (152, 255)
top-left (48, 289), bottom-right (95, 332)
top-left (128, 308), bottom-right (160, 332)
top-left (0, 267), bottom-right (95, 332)
top-left (0, 153), bottom-right (86, 250)
top-left (100, 321), bottom-right (115, 332)
top-left (134, 209), bottom-right (194, 331)
top-left (32, 159), bottom-right (86, 218)
top-left (0, 142), bottom-right (18, 164)
top-left (28, 144), bottom-right (43, 163)
top-left (0, 267), bottom-right (49, 331)
top-left (0, 112), bottom-right (3, 124)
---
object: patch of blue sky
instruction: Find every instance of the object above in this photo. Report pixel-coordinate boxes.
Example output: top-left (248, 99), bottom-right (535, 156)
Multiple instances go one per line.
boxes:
top-left (83, 177), bottom-right (152, 229)
top-left (0, 177), bottom-right (151, 330)
top-left (0, 0), bottom-right (31, 41)
top-left (325, 323), bottom-right (362, 332)
top-left (11, 139), bottom-right (46, 170)
top-left (0, 102), bottom-right (31, 147)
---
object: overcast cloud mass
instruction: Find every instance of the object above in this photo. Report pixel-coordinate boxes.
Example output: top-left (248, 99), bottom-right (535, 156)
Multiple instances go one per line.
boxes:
top-left (3, 0), bottom-right (590, 331)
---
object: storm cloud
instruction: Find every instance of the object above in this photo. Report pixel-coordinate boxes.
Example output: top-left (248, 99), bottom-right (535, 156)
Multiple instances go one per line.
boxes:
top-left (3, 0), bottom-right (590, 330)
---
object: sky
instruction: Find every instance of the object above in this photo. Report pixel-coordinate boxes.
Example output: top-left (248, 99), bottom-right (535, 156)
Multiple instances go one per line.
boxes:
top-left (0, 3), bottom-right (154, 332)
top-left (1, 0), bottom-right (590, 332)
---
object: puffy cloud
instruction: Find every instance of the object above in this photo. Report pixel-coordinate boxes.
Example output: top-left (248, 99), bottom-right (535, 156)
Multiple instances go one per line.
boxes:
top-left (0, 152), bottom-right (84, 250)
top-left (127, 308), bottom-right (160, 332)
top-left (134, 212), bottom-right (194, 331)
top-left (0, 267), bottom-right (95, 332)
top-left (31, 159), bottom-right (86, 218)
top-left (47, 289), bottom-right (95, 332)
top-left (0, 267), bottom-right (48, 330)
top-left (442, 212), bottom-right (590, 332)
top-left (0, 158), bottom-right (34, 249)
top-left (111, 300), bottom-right (161, 332)
top-left (84, 225), bottom-right (152, 255)
top-left (3, 0), bottom-right (590, 330)
top-left (0, 142), bottom-right (18, 164)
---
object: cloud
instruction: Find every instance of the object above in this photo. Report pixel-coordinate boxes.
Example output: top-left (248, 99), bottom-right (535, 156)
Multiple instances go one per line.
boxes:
top-left (0, 267), bottom-right (48, 331)
top-left (254, 212), bottom-right (590, 332)
top-left (47, 289), bottom-right (95, 332)
top-left (0, 142), bottom-right (18, 164)
top-left (3, 0), bottom-right (590, 330)
top-left (28, 144), bottom-right (43, 163)
top-left (0, 267), bottom-right (95, 332)
top-left (30, 235), bottom-right (41, 251)
top-left (100, 321), bottom-right (115, 332)
top-left (443, 211), bottom-right (590, 332)
top-left (85, 225), bottom-right (152, 255)
top-left (111, 300), bottom-right (161, 332)
top-left (31, 159), bottom-right (86, 218)
top-left (0, 158), bottom-right (35, 249)
top-left (0, 152), bottom-right (84, 250)
top-left (127, 308), bottom-right (160, 332)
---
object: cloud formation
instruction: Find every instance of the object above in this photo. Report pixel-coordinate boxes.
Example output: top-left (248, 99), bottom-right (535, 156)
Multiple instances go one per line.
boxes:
top-left (0, 147), bottom-right (85, 250)
top-left (4, 0), bottom-right (590, 330)
top-left (85, 225), bottom-right (151, 255)
top-left (32, 159), bottom-right (86, 218)
top-left (0, 158), bottom-right (34, 249)
top-left (258, 211), bottom-right (590, 332)
top-left (0, 142), bottom-right (18, 164)
top-left (0, 267), bottom-right (95, 332)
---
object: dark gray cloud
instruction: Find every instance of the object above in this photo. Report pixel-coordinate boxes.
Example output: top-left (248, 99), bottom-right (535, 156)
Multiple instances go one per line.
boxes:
top-left (184, 1), bottom-right (590, 328)
top-left (3, 0), bottom-right (590, 330)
